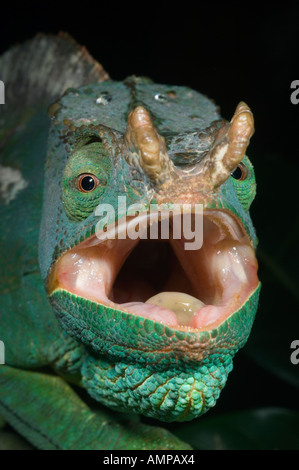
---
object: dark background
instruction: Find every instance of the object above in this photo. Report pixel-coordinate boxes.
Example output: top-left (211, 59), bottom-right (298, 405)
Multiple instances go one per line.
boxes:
top-left (1, 3), bottom-right (298, 162)
top-left (0, 1), bottom-right (298, 449)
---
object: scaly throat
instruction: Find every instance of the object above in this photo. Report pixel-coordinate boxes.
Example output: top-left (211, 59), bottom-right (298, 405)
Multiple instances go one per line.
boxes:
top-left (47, 209), bottom-right (259, 332)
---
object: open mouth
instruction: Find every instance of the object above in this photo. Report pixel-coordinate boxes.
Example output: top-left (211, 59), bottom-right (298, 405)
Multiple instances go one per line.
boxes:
top-left (48, 209), bottom-right (259, 332)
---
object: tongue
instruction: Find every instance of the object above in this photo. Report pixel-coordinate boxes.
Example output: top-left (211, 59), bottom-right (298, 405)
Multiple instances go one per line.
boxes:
top-left (145, 291), bottom-right (206, 326)
top-left (120, 292), bottom-right (206, 327)
top-left (120, 301), bottom-right (179, 326)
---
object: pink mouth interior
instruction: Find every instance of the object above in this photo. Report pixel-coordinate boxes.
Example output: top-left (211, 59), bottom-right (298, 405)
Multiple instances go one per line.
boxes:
top-left (51, 211), bottom-right (259, 331)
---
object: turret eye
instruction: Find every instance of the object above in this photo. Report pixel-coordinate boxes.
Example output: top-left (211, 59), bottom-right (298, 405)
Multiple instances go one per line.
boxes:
top-left (77, 174), bottom-right (99, 192)
top-left (231, 163), bottom-right (248, 181)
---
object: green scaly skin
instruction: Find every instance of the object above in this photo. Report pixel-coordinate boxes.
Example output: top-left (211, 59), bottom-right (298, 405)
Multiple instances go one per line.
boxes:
top-left (0, 34), bottom-right (260, 449)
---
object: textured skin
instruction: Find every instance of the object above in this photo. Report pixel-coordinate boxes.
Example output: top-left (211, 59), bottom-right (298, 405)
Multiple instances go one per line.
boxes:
top-left (51, 285), bottom-right (260, 422)
top-left (0, 34), bottom-right (260, 449)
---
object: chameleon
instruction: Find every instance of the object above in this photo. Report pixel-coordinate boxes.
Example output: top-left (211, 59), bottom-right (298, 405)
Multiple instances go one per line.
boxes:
top-left (0, 33), bottom-right (260, 450)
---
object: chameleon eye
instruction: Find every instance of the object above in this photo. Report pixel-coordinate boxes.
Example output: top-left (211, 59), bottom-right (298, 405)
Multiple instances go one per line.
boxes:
top-left (77, 174), bottom-right (99, 192)
top-left (231, 162), bottom-right (248, 181)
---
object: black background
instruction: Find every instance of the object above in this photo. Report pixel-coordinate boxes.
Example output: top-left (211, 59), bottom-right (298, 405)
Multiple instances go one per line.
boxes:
top-left (0, 0), bottom-right (298, 445)
top-left (0, 2), bottom-right (298, 162)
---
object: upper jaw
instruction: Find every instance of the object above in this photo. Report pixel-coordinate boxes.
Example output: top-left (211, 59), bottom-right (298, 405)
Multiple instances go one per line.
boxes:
top-left (47, 207), bottom-right (259, 333)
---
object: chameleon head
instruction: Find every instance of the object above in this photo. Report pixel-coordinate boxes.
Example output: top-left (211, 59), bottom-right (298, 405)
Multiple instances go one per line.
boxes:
top-left (39, 80), bottom-right (260, 421)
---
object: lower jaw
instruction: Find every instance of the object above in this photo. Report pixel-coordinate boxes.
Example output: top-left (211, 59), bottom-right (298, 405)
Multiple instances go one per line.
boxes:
top-left (53, 283), bottom-right (257, 333)
top-left (49, 283), bottom-right (261, 421)
top-left (50, 282), bottom-right (261, 364)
